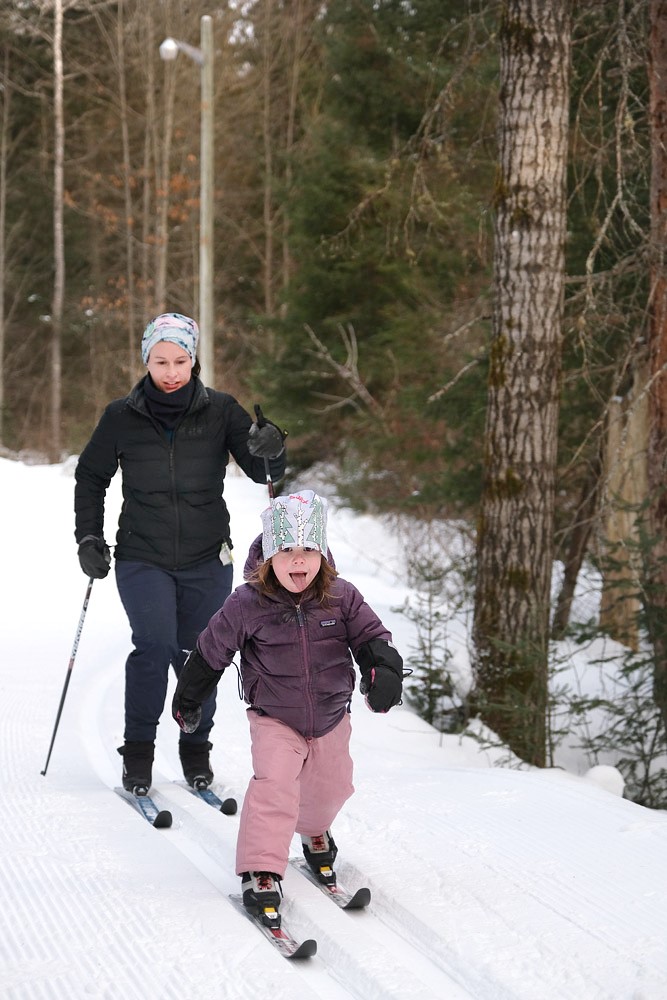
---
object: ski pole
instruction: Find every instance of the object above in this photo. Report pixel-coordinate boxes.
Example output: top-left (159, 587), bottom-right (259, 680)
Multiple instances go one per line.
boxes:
top-left (253, 403), bottom-right (276, 499)
top-left (264, 457), bottom-right (275, 499)
top-left (40, 576), bottom-right (94, 777)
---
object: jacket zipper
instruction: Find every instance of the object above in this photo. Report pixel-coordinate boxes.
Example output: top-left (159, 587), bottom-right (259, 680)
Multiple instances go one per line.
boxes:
top-left (169, 438), bottom-right (179, 568)
top-left (128, 380), bottom-right (205, 571)
top-left (295, 603), bottom-right (316, 738)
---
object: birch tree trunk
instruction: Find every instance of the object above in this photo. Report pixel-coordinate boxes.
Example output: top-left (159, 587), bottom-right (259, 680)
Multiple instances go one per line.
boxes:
top-left (262, 0), bottom-right (275, 318)
top-left (116, 0), bottom-right (137, 380)
top-left (647, 0), bottom-right (667, 732)
top-left (141, 11), bottom-right (158, 337)
top-left (51, 0), bottom-right (64, 462)
top-left (156, 63), bottom-right (176, 314)
top-left (282, 0), bottom-right (305, 305)
top-left (0, 48), bottom-right (8, 448)
top-left (598, 375), bottom-right (649, 652)
top-left (472, 0), bottom-right (571, 766)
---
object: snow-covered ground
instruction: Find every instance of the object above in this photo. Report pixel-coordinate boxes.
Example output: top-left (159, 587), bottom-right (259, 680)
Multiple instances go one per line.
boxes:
top-left (2, 455), bottom-right (667, 999)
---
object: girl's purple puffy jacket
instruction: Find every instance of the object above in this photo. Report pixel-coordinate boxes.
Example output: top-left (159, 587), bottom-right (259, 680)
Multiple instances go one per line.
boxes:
top-left (198, 556), bottom-right (393, 740)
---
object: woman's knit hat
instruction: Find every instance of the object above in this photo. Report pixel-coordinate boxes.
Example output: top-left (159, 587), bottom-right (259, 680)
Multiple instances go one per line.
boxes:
top-left (261, 490), bottom-right (328, 561)
top-left (141, 313), bottom-right (199, 364)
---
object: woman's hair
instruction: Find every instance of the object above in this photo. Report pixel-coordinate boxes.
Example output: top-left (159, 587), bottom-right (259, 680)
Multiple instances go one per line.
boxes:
top-left (192, 356), bottom-right (201, 378)
top-left (248, 553), bottom-right (338, 604)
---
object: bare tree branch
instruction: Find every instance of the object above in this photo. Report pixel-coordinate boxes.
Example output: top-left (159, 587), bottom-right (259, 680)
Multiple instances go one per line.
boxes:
top-left (428, 357), bottom-right (481, 404)
top-left (304, 323), bottom-right (382, 415)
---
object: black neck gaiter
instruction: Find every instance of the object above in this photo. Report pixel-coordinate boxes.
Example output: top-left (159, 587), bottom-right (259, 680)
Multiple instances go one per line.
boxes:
top-left (143, 376), bottom-right (195, 431)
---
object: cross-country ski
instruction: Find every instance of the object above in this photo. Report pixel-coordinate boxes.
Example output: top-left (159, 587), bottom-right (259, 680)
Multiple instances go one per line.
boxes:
top-left (228, 894), bottom-right (317, 959)
top-left (114, 786), bottom-right (172, 828)
top-left (182, 780), bottom-right (237, 815)
top-left (289, 858), bottom-right (371, 909)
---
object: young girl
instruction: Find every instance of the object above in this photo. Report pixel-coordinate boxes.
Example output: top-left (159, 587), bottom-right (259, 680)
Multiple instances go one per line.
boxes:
top-left (172, 489), bottom-right (403, 925)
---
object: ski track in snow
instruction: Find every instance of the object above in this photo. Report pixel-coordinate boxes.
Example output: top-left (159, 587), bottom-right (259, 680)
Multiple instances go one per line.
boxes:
top-left (347, 756), bottom-right (667, 1000)
top-left (74, 649), bottom-right (475, 1000)
top-left (66, 632), bottom-right (665, 1000)
top-left (354, 771), bottom-right (667, 1000)
top-left (5, 461), bottom-right (667, 999)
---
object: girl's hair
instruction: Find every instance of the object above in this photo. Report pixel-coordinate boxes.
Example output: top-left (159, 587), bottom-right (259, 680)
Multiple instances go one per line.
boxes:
top-left (192, 356), bottom-right (201, 378)
top-left (249, 553), bottom-right (338, 604)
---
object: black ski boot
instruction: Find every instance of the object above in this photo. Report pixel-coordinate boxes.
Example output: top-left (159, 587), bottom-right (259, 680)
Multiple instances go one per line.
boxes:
top-left (301, 831), bottom-right (338, 886)
top-left (241, 871), bottom-right (283, 927)
top-left (179, 739), bottom-right (214, 789)
top-left (118, 741), bottom-right (154, 795)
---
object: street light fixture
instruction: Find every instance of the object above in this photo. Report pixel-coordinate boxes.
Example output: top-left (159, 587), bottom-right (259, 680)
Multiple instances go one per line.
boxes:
top-left (159, 15), bottom-right (215, 388)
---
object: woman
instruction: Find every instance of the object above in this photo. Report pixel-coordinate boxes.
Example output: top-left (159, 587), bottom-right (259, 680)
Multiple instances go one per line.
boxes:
top-left (74, 312), bottom-right (286, 794)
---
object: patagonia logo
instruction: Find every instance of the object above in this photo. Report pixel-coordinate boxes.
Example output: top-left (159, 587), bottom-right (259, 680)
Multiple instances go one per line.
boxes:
top-left (320, 619), bottom-right (337, 628)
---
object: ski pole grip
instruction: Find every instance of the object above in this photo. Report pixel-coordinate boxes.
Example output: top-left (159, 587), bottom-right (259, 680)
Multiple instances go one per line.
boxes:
top-left (253, 403), bottom-right (266, 428)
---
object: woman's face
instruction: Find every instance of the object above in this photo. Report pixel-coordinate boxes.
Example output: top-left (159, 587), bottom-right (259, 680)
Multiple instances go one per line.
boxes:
top-left (146, 340), bottom-right (193, 392)
top-left (271, 546), bottom-right (322, 594)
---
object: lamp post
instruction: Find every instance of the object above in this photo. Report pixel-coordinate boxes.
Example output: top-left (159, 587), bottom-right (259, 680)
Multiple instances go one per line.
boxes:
top-left (159, 15), bottom-right (215, 387)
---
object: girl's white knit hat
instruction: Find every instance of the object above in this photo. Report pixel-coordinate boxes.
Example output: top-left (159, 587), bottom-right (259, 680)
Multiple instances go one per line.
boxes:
top-left (261, 490), bottom-right (328, 560)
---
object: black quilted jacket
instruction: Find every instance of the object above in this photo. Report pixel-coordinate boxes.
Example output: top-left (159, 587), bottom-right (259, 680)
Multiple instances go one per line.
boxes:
top-left (74, 376), bottom-right (285, 570)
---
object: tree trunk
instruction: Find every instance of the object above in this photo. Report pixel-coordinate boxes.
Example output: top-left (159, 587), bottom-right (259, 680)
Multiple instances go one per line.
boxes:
top-left (141, 11), bottom-right (157, 339)
top-left (156, 61), bottom-right (175, 314)
top-left (472, 0), bottom-right (571, 767)
top-left (599, 373), bottom-right (649, 652)
top-left (0, 48), bottom-right (8, 449)
top-left (551, 454), bottom-right (602, 640)
top-left (116, 0), bottom-right (137, 381)
top-left (647, 0), bottom-right (667, 732)
top-left (51, 0), bottom-right (64, 463)
top-left (282, 0), bottom-right (305, 307)
top-left (262, 0), bottom-right (275, 319)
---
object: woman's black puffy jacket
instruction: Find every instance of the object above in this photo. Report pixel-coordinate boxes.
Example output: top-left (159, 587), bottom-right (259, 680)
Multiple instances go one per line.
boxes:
top-left (74, 376), bottom-right (285, 570)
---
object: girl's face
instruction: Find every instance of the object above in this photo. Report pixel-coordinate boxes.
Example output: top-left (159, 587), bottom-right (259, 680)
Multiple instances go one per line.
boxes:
top-left (146, 340), bottom-right (193, 392)
top-left (271, 546), bottom-right (322, 594)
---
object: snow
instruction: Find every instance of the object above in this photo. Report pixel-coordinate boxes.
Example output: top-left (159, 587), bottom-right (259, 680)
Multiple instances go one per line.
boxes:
top-left (2, 455), bottom-right (667, 999)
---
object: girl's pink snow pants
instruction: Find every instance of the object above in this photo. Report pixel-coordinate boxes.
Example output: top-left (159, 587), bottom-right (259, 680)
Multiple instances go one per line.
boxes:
top-left (235, 710), bottom-right (354, 877)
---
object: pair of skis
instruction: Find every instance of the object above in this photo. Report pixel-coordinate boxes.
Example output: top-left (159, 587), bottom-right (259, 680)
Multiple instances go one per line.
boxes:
top-left (114, 780), bottom-right (237, 828)
top-left (115, 785), bottom-right (370, 960)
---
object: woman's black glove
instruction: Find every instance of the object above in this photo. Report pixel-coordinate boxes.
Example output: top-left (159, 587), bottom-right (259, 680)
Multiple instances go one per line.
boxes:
top-left (355, 638), bottom-right (404, 713)
top-left (173, 647), bottom-right (221, 733)
top-left (78, 535), bottom-right (111, 579)
top-left (248, 404), bottom-right (286, 459)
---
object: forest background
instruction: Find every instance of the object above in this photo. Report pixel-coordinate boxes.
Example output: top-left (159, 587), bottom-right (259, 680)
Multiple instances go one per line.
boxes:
top-left (3, 1), bottom-right (666, 795)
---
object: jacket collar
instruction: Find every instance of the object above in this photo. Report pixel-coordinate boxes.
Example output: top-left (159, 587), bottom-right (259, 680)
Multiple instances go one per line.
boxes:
top-left (128, 374), bottom-right (208, 415)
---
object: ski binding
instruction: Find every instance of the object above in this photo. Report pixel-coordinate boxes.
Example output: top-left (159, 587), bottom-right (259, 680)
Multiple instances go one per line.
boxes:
top-left (229, 894), bottom-right (317, 959)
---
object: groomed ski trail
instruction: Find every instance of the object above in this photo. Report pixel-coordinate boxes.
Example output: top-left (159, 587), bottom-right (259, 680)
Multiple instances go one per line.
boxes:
top-left (76, 640), bottom-right (475, 999)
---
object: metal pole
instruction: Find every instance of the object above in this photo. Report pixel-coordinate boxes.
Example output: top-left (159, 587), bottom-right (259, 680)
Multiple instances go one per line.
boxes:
top-left (264, 457), bottom-right (275, 499)
top-left (199, 14), bottom-right (215, 388)
top-left (40, 577), bottom-right (94, 776)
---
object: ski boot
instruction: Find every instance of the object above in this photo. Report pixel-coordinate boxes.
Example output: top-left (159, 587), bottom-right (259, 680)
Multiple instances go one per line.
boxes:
top-left (241, 871), bottom-right (283, 927)
top-left (301, 831), bottom-right (338, 887)
top-left (179, 739), bottom-right (214, 790)
top-left (118, 740), bottom-right (154, 795)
